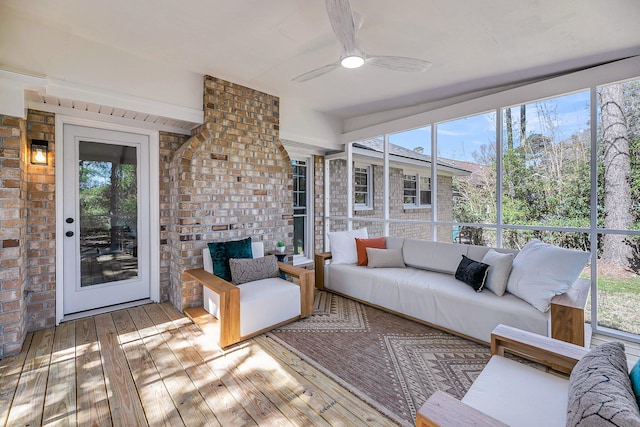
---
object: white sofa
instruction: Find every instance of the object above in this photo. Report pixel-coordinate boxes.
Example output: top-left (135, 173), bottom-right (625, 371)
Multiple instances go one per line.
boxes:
top-left (184, 241), bottom-right (314, 348)
top-left (315, 236), bottom-right (590, 345)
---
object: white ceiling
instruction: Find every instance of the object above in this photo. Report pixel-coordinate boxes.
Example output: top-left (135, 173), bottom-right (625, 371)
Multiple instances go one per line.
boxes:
top-left (2, 0), bottom-right (640, 136)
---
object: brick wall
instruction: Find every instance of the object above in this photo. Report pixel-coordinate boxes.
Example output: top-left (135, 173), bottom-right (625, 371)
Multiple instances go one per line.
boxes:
top-left (168, 76), bottom-right (292, 310)
top-left (159, 131), bottom-right (190, 303)
top-left (0, 115), bottom-right (28, 357)
top-left (328, 160), bottom-right (454, 242)
top-left (25, 110), bottom-right (56, 330)
top-left (313, 155), bottom-right (325, 254)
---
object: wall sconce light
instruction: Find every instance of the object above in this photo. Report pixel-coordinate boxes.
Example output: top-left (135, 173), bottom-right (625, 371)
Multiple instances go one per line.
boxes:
top-left (30, 139), bottom-right (48, 165)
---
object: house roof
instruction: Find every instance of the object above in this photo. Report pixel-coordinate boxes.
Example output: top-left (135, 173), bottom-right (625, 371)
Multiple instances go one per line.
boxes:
top-left (353, 138), bottom-right (472, 176)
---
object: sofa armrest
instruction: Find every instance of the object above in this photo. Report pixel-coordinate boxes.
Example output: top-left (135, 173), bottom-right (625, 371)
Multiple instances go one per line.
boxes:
top-left (314, 252), bottom-right (332, 290)
top-left (184, 268), bottom-right (240, 347)
top-left (491, 324), bottom-right (588, 374)
top-left (416, 391), bottom-right (508, 427)
top-left (277, 262), bottom-right (314, 317)
top-left (550, 278), bottom-right (590, 346)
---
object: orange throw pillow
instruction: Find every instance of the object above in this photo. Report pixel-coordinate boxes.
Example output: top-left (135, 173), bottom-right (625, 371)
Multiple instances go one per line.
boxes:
top-left (355, 237), bottom-right (387, 266)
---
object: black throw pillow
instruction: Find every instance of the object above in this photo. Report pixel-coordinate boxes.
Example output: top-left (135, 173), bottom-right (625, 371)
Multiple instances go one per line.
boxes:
top-left (455, 255), bottom-right (490, 292)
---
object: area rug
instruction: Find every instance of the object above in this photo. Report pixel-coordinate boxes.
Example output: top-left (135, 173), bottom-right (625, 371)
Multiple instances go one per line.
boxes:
top-left (268, 291), bottom-right (493, 426)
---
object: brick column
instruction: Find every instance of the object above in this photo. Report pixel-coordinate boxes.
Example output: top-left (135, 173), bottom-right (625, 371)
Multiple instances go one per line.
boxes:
top-left (0, 115), bottom-right (28, 357)
top-left (168, 76), bottom-right (293, 311)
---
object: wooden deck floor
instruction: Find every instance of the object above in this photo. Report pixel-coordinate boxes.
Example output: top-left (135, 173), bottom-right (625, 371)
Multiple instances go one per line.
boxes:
top-left (0, 303), bottom-right (398, 427)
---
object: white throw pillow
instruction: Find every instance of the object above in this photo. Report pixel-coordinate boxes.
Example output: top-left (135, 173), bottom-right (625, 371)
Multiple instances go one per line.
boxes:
top-left (506, 239), bottom-right (590, 312)
top-left (481, 249), bottom-right (514, 296)
top-left (328, 228), bottom-right (368, 264)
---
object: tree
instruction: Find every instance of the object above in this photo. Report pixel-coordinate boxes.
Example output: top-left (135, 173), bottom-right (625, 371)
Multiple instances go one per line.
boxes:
top-left (599, 84), bottom-right (633, 267)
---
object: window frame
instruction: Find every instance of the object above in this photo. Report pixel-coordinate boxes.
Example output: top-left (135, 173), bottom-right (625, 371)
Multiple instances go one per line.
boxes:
top-left (291, 157), bottom-right (314, 264)
top-left (403, 173), bottom-right (432, 209)
top-left (354, 164), bottom-right (373, 210)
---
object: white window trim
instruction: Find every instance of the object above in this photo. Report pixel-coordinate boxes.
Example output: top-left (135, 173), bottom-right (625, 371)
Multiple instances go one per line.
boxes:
top-left (291, 157), bottom-right (314, 266)
top-left (403, 173), bottom-right (432, 209)
top-left (354, 164), bottom-right (373, 211)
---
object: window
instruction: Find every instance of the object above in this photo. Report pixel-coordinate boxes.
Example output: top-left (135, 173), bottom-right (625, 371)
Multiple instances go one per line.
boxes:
top-left (292, 159), bottom-right (309, 258)
top-left (404, 174), bottom-right (431, 207)
top-left (354, 165), bottom-right (372, 209)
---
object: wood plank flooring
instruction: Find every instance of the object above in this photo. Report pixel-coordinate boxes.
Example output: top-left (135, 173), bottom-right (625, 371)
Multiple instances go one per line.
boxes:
top-left (2, 303), bottom-right (639, 427)
top-left (0, 303), bottom-right (398, 427)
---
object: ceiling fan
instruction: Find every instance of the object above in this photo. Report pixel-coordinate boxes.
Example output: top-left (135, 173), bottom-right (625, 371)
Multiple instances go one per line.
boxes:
top-left (292, 0), bottom-right (432, 82)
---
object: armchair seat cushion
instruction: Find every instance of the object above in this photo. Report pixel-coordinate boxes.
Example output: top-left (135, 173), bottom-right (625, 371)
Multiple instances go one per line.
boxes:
top-left (238, 278), bottom-right (301, 337)
top-left (461, 355), bottom-right (569, 427)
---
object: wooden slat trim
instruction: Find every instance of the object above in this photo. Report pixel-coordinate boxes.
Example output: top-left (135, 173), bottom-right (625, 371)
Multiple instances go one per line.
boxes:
top-left (314, 252), bottom-right (332, 291)
top-left (491, 324), bottom-right (588, 374)
top-left (184, 268), bottom-right (238, 294)
top-left (43, 321), bottom-right (76, 426)
top-left (6, 328), bottom-right (54, 427)
top-left (550, 278), bottom-right (590, 346)
top-left (416, 390), bottom-right (507, 427)
top-left (0, 333), bottom-right (33, 426)
top-left (75, 317), bottom-right (111, 426)
top-left (95, 313), bottom-right (148, 427)
top-left (184, 268), bottom-right (241, 347)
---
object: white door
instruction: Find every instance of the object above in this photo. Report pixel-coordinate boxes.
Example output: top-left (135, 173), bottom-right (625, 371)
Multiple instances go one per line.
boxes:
top-left (62, 124), bottom-right (150, 314)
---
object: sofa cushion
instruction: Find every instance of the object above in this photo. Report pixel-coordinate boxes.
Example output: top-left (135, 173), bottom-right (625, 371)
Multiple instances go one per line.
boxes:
top-left (207, 237), bottom-right (253, 282)
top-left (455, 255), bottom-right (489, 292)
top-left (328, 228), bottom-right (368, 264)
top-left (402, 239), bottom-right (469, 274)
top-left (366, 247), bottom-right (406, 268)
top-left (325, 263), bottom-right (549, 343)
top-left (506, 239), bottom-right (589, 312)
top-left (481, 249), bottom-right (514, 296)
top-left (462, 355), bottom-right (569, 427)
top-left (630, 358), bottom-right (640, 406)
top-left (567, 341), bottom-right (640, 426)
top-left (355, 237), bottom-right (386, 266)
top-left (237, 278), bottom-right (301, 336)
top-left (229, 255), bottom-right (279, 285)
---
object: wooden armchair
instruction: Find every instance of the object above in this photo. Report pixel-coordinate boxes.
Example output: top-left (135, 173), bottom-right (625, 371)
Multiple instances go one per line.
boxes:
top-left (184, 242), bottom-right (314, 348)
top-left (416, 324), bottom-right (589, 427)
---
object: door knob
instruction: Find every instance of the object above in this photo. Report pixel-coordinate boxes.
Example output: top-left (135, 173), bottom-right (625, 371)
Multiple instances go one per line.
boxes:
top-left (65, 231), bottom-right (74, 237)
top-left (66, 218), bottom-right (74, 224)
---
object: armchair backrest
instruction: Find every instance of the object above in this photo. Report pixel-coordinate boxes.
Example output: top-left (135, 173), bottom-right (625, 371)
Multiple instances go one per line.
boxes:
top-left (202, 241), bottom-right (265, 274)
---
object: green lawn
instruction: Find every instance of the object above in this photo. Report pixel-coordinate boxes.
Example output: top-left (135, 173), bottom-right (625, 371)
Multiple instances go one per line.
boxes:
top-left (583, 275), bottom-right (640, 335)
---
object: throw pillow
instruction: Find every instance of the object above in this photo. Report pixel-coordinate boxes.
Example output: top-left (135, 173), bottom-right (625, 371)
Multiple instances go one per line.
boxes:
top-left (229, 255), bottom-right (280, 285)
top-left (567, 342), bottom-right (640, 426)
top-left (505, 239), bottom-right (589, 312)
top-left (454, 255), bottom-right (490, 292)
top-left (366, 248), bottom-right (406, 268)
top-left (630, 358), bottom-right (640, 407)
top-left (328, 228), bottom-right (368, 264)
top-left (207, 237), bottom-right (253, 282)
top-left (355, 237), bottom-right (387, 266)
top-left (481, 249), bottom-right (514, 296)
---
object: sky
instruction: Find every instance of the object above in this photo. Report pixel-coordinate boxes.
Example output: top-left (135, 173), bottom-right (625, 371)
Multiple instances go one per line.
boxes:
top-left (387, 90), bottom-right (591, 163)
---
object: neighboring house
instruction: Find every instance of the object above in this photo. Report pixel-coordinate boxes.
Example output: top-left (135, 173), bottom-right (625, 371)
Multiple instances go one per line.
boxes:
top-left (327, 138), bottom-right (471, 241)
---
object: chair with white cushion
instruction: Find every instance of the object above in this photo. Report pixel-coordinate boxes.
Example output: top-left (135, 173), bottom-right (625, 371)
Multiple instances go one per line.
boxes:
top-left (184, 240), bottom-right (314, 348)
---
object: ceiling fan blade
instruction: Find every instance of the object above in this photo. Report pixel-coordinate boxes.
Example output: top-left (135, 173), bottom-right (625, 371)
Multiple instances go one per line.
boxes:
top-left (366, 55), bottom-right (432, 72)
top-left (325, 0), bottom-right (357, 53)
top-left (292, 61), bottom-right (340, 82)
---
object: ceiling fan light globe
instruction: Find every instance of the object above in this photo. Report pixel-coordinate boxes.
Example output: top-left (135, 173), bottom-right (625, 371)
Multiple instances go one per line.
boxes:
top-left (341, 55), bottom-right (365, 69)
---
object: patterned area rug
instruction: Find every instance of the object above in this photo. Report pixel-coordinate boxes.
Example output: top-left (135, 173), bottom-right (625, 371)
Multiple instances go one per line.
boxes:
top-left (268, 291), bottom-right (492, 426)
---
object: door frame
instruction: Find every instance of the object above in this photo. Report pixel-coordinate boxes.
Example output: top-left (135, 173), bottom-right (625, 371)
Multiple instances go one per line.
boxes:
top-left (55, 115), bottom-right (160, 324)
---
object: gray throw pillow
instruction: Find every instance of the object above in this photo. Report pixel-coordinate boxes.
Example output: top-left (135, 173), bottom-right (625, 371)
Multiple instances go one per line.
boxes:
top-left (566, 342), bottom-right (640, 426)
top-left (229, 255), bottom-right (280, 285)
top-left (366, 248), bottom-right (406, 268)
top-left (481, 249), bottom-right (514, 296)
